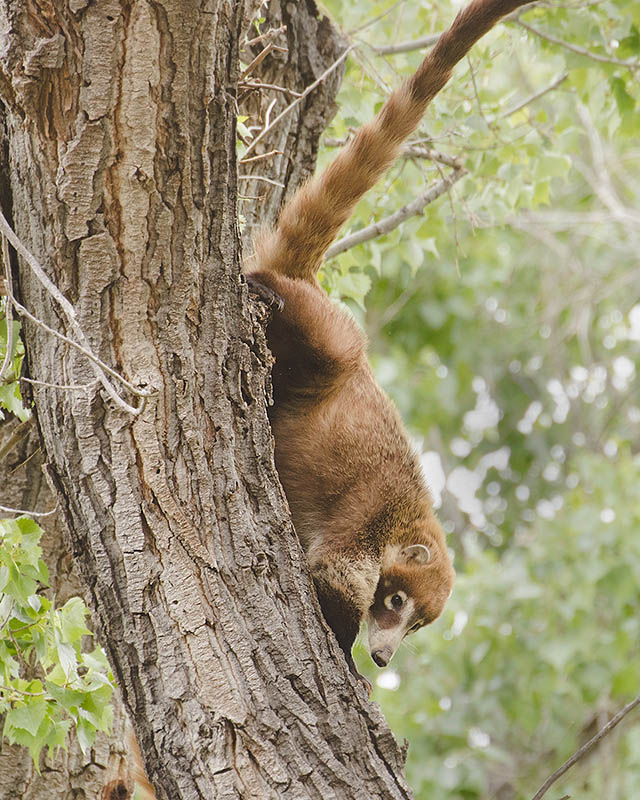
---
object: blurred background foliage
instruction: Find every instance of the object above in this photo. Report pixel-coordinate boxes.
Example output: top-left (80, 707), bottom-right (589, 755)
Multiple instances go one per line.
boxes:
top-left (318, 0), bottom-right (639, 797)
top-left (1, 0), bottom-right (638, 794)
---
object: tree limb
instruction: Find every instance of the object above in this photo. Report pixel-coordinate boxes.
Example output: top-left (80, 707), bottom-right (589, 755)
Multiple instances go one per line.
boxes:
top-left (371, 33), bottom-right (440, 56)
top-left (498, 71), bottom-right (569, 119)
top-left (241, 44), bottom-right (355, 160)
top-left (326, 167), bottom-right (466, 259)
top-left (531, 695), bottom-right (640, 800)
top-left (516, 19), bottom-right (639, 70)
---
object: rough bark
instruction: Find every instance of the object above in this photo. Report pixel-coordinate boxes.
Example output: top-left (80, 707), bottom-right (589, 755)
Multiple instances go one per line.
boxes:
top-left (0, 2), bottom-right (410, 799)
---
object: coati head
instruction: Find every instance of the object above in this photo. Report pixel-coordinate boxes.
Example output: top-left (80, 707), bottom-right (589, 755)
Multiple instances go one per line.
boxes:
top-left (366, 542), bottom-right (454, 668)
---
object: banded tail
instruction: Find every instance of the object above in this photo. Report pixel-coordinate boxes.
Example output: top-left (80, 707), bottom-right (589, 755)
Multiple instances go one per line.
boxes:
top-left (254, 0), bottom-right (530, 282)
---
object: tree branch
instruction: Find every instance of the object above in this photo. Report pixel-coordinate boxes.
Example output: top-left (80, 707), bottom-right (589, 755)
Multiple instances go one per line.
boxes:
top-left (323, 137), bottom-right (464, 169)
top-left (498, 71), bottom-right (569, 119)
top-left (371, 33), bottom-right (440, 56)
top-left (531, 695), bottom-right (640, 800)
top-left (516, 19), bottom-right (639, 70)
top-left (326, 167), bottom-right (466, 258)
top-left (240, 44), bottom-right (355, 160)
top-left (0, 502), bottom-right (57, 517)
top-left (0, 210), bottom-right (153, 413)
top-left (0, 236), bottom-right (12, 383)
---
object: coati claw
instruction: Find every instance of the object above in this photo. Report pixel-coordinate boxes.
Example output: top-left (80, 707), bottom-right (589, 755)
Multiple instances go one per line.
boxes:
top-left (245, 274), bottom-right (285, 312)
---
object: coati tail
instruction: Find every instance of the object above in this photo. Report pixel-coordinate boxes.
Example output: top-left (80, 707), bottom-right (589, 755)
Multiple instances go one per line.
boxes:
top-left (254, 0), bottom-right (531, 282)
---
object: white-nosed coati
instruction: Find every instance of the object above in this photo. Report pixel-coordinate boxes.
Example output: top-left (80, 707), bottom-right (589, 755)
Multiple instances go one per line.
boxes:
top-left (246, 0), bottom-right (532, 678)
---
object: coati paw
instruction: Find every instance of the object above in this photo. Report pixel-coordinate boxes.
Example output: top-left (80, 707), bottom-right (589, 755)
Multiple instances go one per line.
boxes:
top-left (355, 672), bottom-right (373, 696)
top-left (245, 274), bottom-right (285, 312)
top-left (346, 655), bottom-right (373, 695)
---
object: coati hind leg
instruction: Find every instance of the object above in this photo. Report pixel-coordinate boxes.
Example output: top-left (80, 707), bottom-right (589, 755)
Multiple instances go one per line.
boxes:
top-left (246, 269), bottom-right (364, 404)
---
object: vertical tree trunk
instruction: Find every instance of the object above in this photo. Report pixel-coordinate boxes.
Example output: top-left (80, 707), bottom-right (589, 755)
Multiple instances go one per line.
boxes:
top-left (0, 2), bottom-right (410, 798)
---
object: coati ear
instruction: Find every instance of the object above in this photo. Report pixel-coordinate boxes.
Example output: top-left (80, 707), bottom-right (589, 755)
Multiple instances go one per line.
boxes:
top-left (400, 544), bottom-right (431, 565)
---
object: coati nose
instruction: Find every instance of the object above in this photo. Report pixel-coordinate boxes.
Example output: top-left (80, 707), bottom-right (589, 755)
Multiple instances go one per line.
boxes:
top-left (371, 648), bottom-right (392, 668)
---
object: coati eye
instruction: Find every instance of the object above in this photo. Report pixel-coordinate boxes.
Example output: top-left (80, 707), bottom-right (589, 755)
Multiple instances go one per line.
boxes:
top-left (384, 590), bottom-right (407, 611)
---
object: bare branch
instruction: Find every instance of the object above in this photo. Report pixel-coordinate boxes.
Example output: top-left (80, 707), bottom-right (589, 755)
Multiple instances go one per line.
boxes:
top-left (238, 175), bottom-right (285, 188)
top-left (243, 25), bottom-right (287, 49)
top-left (516, 19), bottom-right (639, 70)
top-left (371, 33), bottom-right (440, 56)
top-left (531, 695), bottom-right (640, 800)
top-left (9, 295), bottom-right (148, 413)
top-left (0, 418), bottom-right (32, 461)
top-left (240, 45), bottom-right (356, 161)
top-left (0, 236), bottom-right (13, 382)
top-left (575, 104), bottom-right (640, 229)
top-left (240, 41), bottom-right (288, 81)
top-left (238, 80), bottom-right (301, 98)
top-left (498, 71), bottom-right (569, 119)
top-left (326, 167), bottom-right (466, 259)
top-left (21, 375), bottom-right (99, 392)
top-left (238, 149), bottom-right (283, 165)
top-left (324, 137), bottom-right (464, 169)
top-left (0, 210), bottom-right (153, 414)
top-left (0, 502), bottom-right (57, 518)
top-left (348, 0), bottom-right (409, 36)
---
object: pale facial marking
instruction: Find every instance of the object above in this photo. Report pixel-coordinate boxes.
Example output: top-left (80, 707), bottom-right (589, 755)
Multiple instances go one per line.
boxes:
top-left (367, 597), bottom-right (415, 667)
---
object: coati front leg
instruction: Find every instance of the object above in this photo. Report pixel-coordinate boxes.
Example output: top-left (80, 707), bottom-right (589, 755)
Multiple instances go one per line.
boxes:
top-left (311, 556), bottom-right (379, 688)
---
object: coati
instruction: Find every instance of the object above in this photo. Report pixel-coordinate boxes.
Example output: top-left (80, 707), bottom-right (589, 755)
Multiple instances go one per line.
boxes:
top-left (245, 0), bottom-right (532, 677)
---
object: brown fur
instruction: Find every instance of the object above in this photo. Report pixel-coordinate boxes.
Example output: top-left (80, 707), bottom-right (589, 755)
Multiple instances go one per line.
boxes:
top-left (246, 0), bottom-right (532, 674)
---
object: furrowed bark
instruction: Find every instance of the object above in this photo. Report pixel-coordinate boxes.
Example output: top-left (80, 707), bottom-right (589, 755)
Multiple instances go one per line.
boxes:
top-left (0, 1), bottom-right (410, 798)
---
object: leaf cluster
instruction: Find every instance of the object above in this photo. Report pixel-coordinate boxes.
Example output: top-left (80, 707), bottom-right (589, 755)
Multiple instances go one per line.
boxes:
top-left (0, 516), bottom-right (114, 765)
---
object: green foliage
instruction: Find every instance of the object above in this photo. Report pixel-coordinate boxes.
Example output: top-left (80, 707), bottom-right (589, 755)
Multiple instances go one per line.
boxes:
top-left (0, 517), bottom-right (114, 765)
top-left (0, 306), bottom-right (30, 421)
top-left (322, 0), bottom-right (640, 796)
top-left (356, 453), bottom-right (640, 798)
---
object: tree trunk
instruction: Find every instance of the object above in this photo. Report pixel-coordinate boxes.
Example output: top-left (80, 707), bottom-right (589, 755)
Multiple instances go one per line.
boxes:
top-left (0, 1), bottom-right (410, 798)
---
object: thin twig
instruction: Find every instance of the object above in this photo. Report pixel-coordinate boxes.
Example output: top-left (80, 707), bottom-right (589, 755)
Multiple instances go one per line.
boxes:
top-left (238, 149), bottom-right (283, 165)
top-left (241, 45), bottom-right (355, 161)
top-left (238, 175), bottom-right (285, 188)
top-left (20, 375), bottom-right (99, 392)
top-left (531, 696), bottom-right (640, 800)
top-left (0, 235), bottom-right (13, 382)
top-left (498, 71), bottom-right (569, 119)
top-left (0, 502), bottom-right (57, 518)
top-left (467, 54), bottom-right (491, 129)
top-left (371, 33), bottom-right (440, 56)
top-left (240, 43), bottom-right (280, 81)
top-left (516, 19), bottom-right (639, 70)
top-left (0, 210), bottom-right (152, 414)
top-left (238, 80), bottom-right (301, 98)
top-left (0, 418), bottom-right (32, 461)
top-left (243, 25), bottom-right (286, 49)
top-left (263, 96), bottom-right (277, 130)
top-left (323, 137), bottom-right (463, 169)
top-left (326, 167), bottom-right (466, 259)
top-left (11, 297), bottom-right (146, 410)
top-left (349, 0), bottom-right (408, 35)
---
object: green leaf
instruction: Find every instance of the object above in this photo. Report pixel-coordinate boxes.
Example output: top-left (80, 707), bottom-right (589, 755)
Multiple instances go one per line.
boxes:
top-left (5, 699), bottom-right (47, 738)
top-left (59, 597), bottom-right (92, 643)
top-left (0, 382), bottom-right (30, 421)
